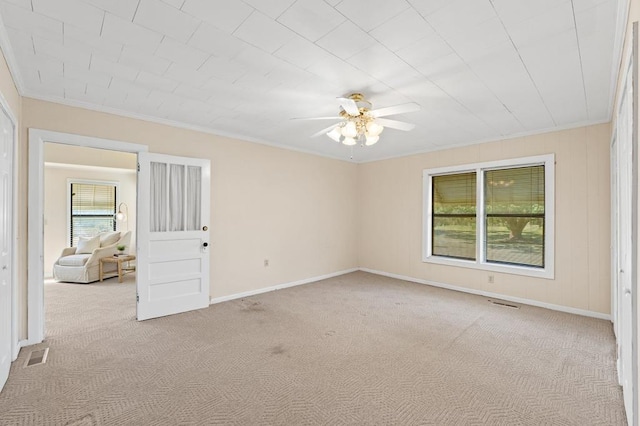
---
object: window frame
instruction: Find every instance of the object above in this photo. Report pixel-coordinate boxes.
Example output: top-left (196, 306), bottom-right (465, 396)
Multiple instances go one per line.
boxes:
top-left (67, 179), bottom-right (120, 247)
top-left (423, 154), bottom-right (555, 279)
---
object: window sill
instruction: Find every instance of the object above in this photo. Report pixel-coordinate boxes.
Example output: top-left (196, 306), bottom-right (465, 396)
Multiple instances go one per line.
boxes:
top-left (422, 255), bottom-right (554, 280)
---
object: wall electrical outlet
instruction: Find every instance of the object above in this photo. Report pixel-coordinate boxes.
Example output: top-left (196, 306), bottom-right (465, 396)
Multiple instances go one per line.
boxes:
top-left (488, 275), bottom-right (494, 284)
top-left (264, 259), bottom-right (269, 267)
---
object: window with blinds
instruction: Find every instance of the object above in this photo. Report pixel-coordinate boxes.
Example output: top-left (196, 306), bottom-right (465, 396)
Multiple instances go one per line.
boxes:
top-left (69, 182), bottom-right (117, 246)
top-left (485, 166), bottom-right (545, 268)
top-left (423, 154), bottom-right (554, 278)
top-left (432, 172), bottom-right (476, 260)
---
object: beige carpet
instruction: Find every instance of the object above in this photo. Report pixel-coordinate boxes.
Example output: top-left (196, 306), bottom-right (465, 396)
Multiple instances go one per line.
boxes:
top-left (0, 272), bottom-right (626, 425)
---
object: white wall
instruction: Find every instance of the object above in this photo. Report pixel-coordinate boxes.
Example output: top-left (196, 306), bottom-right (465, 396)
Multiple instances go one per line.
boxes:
top-left (43, 159), bottom-right (137, 277)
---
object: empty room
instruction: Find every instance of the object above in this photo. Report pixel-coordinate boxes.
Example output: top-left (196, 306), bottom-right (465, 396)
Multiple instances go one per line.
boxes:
top-left (0, 0), bottom-right (638, 425)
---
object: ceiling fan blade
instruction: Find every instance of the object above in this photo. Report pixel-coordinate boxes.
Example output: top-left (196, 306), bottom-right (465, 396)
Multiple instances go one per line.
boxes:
top-left (370, 102), bottom-right (421, 118)
top-left (376, 118), bottom-right (416, 131)
top-left (337, 97), bottom-right (360, 116)
top-left (311, 123), bottom-right (341, 138)
top-left (291, 116), bottom-right (342, 121)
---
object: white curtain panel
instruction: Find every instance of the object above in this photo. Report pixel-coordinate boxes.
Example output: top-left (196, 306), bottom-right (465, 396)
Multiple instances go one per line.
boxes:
top-left (169, 164), bottom-right (185, 232)
top-left (186, 166), bottom-right (201, 231)
top-left (151, 162), bottom-right (202, 233)
top-left (150, 162), bottom-right (167, 232)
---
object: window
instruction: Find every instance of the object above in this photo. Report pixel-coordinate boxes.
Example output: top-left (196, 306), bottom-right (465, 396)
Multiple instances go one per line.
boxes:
top-left (69, 181), bottom-right (118, 246)
top-left (423, 155), bottom-right (554, 278)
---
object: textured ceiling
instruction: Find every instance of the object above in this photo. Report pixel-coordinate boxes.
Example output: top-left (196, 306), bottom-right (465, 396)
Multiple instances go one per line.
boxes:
top-left (0, 0), bottom-right (624, 162)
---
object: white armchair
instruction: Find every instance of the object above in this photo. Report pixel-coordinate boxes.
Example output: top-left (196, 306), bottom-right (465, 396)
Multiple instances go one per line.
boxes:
top-left (53, 231), bottom-right (132, 283)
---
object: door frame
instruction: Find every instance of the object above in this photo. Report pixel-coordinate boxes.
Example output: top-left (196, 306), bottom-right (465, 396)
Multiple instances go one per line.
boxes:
top-left (27, 129), bottom-right (147, 345)
top-left (0, 92), bottom-right (18, 363)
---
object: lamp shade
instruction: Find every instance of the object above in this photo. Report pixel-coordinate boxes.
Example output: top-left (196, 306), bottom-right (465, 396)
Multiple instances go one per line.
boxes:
top-left (365, 135), bottom-right (379, 146)
top-left (341, 121), bottom-right (357, 138)
top-left (366, 121), bottom-right (384, 136)
top-left (342, 136), bottom-right (356, 146)
top-left (114, 202), bottom-right (128, 223)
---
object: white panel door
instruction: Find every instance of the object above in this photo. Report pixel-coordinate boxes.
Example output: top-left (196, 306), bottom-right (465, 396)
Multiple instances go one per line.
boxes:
top-left (137, 153), bottom-right (210, 321)
top-left (616, 60), bottom-right (634, 424)
top-left (0, 106), bottom-right (13, 392)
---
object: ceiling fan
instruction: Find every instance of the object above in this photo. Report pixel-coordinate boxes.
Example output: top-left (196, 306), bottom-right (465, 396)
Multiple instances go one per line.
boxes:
top-left (295, 93), bottom-right (420, 146)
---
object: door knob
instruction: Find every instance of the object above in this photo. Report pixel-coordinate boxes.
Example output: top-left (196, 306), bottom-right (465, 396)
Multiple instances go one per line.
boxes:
top-left (203, 242), bottom-right (208, 247)
top-left (202, 226), bottom-right (208, 231)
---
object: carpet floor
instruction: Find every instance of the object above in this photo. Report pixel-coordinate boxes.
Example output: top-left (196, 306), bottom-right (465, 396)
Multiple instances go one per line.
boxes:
top-left (0, 271), bottom-right (626, 425)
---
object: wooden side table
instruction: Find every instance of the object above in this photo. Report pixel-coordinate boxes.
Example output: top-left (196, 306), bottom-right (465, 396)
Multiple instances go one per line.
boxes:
top-left (100, 255), bottom-right (136, 283)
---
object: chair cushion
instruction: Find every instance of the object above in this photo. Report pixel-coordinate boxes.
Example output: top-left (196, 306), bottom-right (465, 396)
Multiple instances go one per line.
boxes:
top-left (99, 231), bottom-right (121, 247)
top-left (57, 254), bottom-right (91, 266)
top-left (76, 235), bottom-right (100, 254)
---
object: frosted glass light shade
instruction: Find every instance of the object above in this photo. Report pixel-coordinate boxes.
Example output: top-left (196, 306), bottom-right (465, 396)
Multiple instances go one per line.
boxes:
top-left (342, 136), bottom-right (356, 146)
top-left (366, 121), bottom-right (384, 136)
top-left (365, 135), bottom-right (379, 146)
top-left (327, 126), bottom-right (342, 142)
top-left (341, 121), bottom-right (357, 138)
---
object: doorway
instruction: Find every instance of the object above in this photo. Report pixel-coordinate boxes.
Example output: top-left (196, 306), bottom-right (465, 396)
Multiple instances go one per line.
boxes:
top-left (27, 130), bottom-right (147, 345)
top-left (42, 143), bottom-right (138, 336)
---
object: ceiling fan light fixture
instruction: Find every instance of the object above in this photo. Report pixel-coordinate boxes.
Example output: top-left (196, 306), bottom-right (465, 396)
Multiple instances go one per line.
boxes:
top-left (342, 136), bottom-right (356, 146)
top-left (341, 121), bottom-right (357, 138)
top-left (366, 121), bottom-right (384, 137)
top-left (327, 126), bottom-right (342, 142)
top-left (365, 135), bottom-right (379, 146)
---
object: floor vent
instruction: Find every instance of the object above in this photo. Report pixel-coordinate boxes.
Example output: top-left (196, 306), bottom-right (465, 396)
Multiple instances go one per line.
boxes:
top-left (24, 347), bottom-right (49, 367)
top-left (488, 299), bottom-right (520, 309)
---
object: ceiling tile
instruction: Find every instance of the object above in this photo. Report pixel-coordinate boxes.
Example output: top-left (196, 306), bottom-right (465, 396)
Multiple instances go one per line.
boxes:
top-left (505, 1), bottom-right (574, 47)
top-left (335, 0), bottom-right (411, 32)
top-left (133, 0), bottom-right (199, 43)
top-left (491, 0), bottom-right (571, 25)
top-left (173, 82), bottom-right (211, 102)
top-left (181, 0), bottom-right (253, 34)
top-left (101, 12), bottom-right (163, 51)
top-left (32, 0), bottom-right (103, 35)
top-left (163, 62), bottom-right (210, 87)
top-left (446, 18), bottom-right (510, 62)
top-left (316, 21), bottom-right (377, 60)
top-left (135, 70), bottom-right (179, 92)
top-left (119, 45), bottom-right (171, 75)
top-left (0, 2), bottom-right (63, 40)
top-left (406, 0), bottom-right (449, 17)
top-left (369, 8), bottom-right (435, 52)
top-left (155, 37), bottom-right (209, 69)
top-left (33, 35), bottom-right (91, 68)
top-left (426, 0), bottom-right (497, 40)
top-left (233, 11), bottom-right (296, 53)
top-left (64, 25), bottom-right (123, 62)
top-left (273, 35), bottom-right (330, 69)
top-left (277, 0), bottom-right (345, 42)
top-left (241, 0), bottom-right (295, 19)
top-left (90, 55), bottom-right (138, 81)
top-left (198, 57), bottom-right (247, 83)
top-left (188, 22), bottom-right (249, 58)
top-left (160, 0), bottom-right (185, 8)
top-left (64, 63), bottom-right (111, 87)
top-left (80, 0), bottom-right (139, 21)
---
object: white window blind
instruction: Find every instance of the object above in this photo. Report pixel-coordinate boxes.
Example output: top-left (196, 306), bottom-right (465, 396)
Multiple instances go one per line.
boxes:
top-left (70, 182), bottom-right (116, 246)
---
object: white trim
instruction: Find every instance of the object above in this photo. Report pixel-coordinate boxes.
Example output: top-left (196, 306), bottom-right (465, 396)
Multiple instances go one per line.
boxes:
top-left (209, 268), bottom-right (358, 305)
top-left (22, 92), bottom-right (357, 164)
top-left (360, 268), bottom-right (611, 321)
top-left (422, 154), bottom-right (555, 279)
top-left (45, 162), bottom-right (136, 175)
top-left (28, 129), bottom-right (148, 345)
top-left (357, 119), bottom-right (610, 164)
top-left (0, 90), bottom-right (19, 363)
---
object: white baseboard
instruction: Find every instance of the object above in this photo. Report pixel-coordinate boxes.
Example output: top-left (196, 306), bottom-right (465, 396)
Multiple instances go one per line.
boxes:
top-left (360, 268), bottom-right (611, 321)
top-left (210, 268), bottom-right (359, 305)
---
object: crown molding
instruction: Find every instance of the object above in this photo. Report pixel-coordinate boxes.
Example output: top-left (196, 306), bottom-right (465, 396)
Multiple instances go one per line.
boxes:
top-left (44, 161), bottom-right (136, 174)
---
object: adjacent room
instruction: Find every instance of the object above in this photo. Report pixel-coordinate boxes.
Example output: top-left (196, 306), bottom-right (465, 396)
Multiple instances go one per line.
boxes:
top-left (0, 0), bottom-right (637, 424)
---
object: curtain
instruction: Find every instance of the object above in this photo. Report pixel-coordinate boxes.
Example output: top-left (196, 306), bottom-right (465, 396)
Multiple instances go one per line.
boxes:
top-left (169, 164), bottom-right (185, 231)
top-left (186, 166), bottom-right (201, 231)
top-left (150, 162), bottom-right (167, 232)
